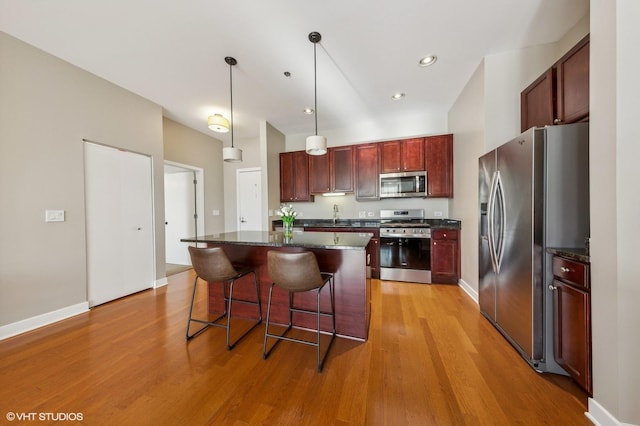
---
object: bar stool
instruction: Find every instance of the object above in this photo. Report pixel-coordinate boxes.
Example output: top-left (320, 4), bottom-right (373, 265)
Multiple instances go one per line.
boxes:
top-left (263, 251), bottom-right (336, 372)
top-left (186, 246), bottom-right (262, 349)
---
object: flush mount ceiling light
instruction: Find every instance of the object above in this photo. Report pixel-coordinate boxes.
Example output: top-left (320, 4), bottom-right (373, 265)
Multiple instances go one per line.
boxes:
top-left (391, 92), bottom-right (405, 100)
top-left (305, 31), bottom-right (327, 156)
top-left (419, 55), bottom-right (438, 67)
top-left (207, 113), bottom-right (229, 133)
top-left (222, 56), bottom-right (242, 163)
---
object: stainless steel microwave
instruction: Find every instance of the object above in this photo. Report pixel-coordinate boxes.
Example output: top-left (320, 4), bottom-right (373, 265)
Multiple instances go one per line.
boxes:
top-left (379, 171), bottom-right (427, 198)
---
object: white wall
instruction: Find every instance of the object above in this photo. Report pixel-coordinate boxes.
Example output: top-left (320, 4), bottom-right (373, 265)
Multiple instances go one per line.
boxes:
top-left (0, 32), bottom-right (164, 328)
top-left (223, 134), bottom-right (260, 231)
top-left (589, 0), bottom-right (640, 424)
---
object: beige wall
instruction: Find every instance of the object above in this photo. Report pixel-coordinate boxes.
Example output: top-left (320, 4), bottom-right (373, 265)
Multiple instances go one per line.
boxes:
top-left (163, 118), bottom-right (225, 234)
top-left (0, 32), bottom-right (164, 327)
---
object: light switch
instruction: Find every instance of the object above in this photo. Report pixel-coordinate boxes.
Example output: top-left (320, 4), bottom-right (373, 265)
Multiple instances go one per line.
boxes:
top-left (212, 210), bottom-right (220, 216)
top-left (45, 210), bottom-right (65, 222)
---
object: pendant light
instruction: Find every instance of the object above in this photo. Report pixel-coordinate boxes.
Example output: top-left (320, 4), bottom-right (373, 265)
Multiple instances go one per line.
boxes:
top-left (306, 32), bottom-right (327, 156)
top-left (207, 114), bottom-right (229, 133)
top-left (222, 56), bottom-right (242, 162)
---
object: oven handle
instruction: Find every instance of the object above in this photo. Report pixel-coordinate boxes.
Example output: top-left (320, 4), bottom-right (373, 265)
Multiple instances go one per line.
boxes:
top-left (380, 234), bottom-right (431, 239)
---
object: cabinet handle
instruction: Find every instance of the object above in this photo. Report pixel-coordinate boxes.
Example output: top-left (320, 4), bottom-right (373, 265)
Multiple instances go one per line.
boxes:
top-left (443, 233), bottom-right (447, 237)
top-left (433, 242), bottom-right (437, 246)
top-left (554, 118), bottom-right (563, 124)
top-left (548, 284), bottom-right (557, 291)
top-left (560, 267), bottom-right (570, 273)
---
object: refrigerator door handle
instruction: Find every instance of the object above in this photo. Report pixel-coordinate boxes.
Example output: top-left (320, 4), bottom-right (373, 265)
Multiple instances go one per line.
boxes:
top-left (494, 171), bottom-right (506, 273)
top-left (487, 171), bottom-right (499, 273)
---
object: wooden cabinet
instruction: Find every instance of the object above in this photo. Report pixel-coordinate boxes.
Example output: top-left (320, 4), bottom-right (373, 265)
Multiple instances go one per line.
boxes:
top-left (430, 229), bottom-right (459, 284)
top-left (425, 134), bottom-right (454, 197)
top-left (381, 138), bottom-right (424, 173)
top-left (556, 35), bottom-right (590, 125)
top-left (280, 151), bottom-right (312, 202)
top-left (521, 35), bottom-right (589, 132)
top-left (551, 255), bottom-right (592, 395)
top-left (354, 143), bottom-right (380, 200)
top-left (309, 147), bottom-right (354, 194)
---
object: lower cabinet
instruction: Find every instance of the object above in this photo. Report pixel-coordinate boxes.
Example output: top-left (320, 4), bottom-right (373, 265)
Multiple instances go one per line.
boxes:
top-left (551, 255), bottom-right (592, 395)
top-left (430, 229), bottom-right (459, 284)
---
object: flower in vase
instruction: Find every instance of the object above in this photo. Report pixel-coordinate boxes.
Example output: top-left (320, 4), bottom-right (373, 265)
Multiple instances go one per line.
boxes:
top-left (276, 204), bottom-right (297, 225)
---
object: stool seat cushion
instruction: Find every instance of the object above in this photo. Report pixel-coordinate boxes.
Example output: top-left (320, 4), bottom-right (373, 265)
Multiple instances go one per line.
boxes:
top-left (267, 251), bottom-right (326, 292)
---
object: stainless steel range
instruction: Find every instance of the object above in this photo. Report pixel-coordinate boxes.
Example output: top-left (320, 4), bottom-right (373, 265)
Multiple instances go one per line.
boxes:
top-left (379, 209), bottom-right (431, 283)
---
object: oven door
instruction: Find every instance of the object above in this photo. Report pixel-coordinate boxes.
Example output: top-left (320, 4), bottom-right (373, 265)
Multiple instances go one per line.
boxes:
top-left (379, 235), bottom-right (431, 283)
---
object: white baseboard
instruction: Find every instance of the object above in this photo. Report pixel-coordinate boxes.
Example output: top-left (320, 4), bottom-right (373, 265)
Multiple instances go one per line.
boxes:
top-left (457, 278), bottom-right (478, 304)
top-left (587, 397), bottom-right (634, 426)
top-left (155, 277), bottom-right (168, 288)
top-left (0, 302), bottom-right (89, 341)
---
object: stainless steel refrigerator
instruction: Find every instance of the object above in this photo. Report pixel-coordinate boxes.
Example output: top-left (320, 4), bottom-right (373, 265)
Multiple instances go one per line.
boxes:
top-left (478, 123), bottom-right (589, 373)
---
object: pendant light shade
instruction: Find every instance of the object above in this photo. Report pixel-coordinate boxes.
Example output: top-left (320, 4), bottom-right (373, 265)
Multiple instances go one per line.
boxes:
top-left (207, 114), bottom-right (229, 133)
top-left (305, 32), bottom-right (327, 156)
top-left (222, 56), bottom-right (242, 163)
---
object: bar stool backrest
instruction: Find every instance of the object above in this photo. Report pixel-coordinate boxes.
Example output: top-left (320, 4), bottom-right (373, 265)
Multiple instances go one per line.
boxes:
top-left (188, 246), bottom-right (238, 282)
top-left (267, 251), bottom-right (325, 292)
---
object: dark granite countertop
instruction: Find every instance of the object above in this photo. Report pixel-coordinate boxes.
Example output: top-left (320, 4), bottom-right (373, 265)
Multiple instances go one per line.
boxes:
top-left (272, 218), bottom-right (461, 230)
top-left (547, 247), bottom-right (590, 263)
top-left (182, 230), bottom-right (372, 250)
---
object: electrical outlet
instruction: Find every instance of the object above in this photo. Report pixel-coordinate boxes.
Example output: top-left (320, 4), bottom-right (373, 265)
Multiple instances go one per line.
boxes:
top-left (434, 211), bottom-right (443, 217)
top-left (358, 211), bottom-right (366, 218)
top-left (367, 212), bottom-right (374, 217)
top-left (45, 210), bottom-right (65, 222)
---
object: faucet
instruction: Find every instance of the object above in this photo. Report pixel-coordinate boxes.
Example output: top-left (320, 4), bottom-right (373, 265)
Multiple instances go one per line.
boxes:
top-left (333, 204), bottom-right (339, 224)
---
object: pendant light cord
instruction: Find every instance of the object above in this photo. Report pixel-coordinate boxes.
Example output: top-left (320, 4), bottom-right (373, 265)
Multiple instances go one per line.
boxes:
top-left (313, 40), bottom-right (318, 136)
top-left (229, 60), bottom-right (234, 148)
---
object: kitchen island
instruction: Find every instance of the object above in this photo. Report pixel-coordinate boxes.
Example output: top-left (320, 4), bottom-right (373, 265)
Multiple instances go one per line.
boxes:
top-left (181, 231), bottom-right (373, 340)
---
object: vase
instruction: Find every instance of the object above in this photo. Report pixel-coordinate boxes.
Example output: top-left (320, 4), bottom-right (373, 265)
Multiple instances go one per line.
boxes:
top-left (283, 221), bottom-right (293, 239)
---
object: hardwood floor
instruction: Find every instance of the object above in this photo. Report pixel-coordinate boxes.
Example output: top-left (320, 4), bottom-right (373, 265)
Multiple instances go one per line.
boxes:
top-left (0, 271), bottom-right (590, 425)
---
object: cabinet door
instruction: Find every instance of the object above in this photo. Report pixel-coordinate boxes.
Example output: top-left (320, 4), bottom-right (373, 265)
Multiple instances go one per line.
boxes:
top-left (309, 153), bottom-right (330, 194)
top-left (401, 138), bottom-right (425, 171)
top-left (292, 151), bottom-right (311, 201)
top-left (553, 279), bottom-right (592, 394)
top-left (331, 146), bottom-right (354, 193)
top-left (280, 151), bottom-right (311, 202)
top-left (556, 36), bottom-right (589, 125)
top-left (380, 141), bottom-right (402, 173)
top-left (355, 143), bottom-right (380, 200)
top-left (425, 134), bottom-right (453, 197)
top-left (431, 229), bottom-right (458, 283)
top-left (521, 68), bottom-right (555, 132)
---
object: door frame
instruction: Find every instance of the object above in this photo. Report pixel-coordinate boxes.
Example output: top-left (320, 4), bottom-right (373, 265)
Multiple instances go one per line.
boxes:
top-left (164, 160), bottom-right (205, 251)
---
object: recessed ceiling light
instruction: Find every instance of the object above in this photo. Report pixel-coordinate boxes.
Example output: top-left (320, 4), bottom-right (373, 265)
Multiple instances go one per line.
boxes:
top-left (391, 93), bottom-right (405, 100)
top-left (419, 55), bottom-right (438, 67)
top-left (303, 107), bottom-right (314, 114)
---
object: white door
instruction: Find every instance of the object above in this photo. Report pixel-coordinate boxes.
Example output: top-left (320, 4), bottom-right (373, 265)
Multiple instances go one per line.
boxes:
top-left (237, 168), bottom-right (262, 231)
top-left (85, 142), bottom-right (154, 307)
top-left (164, 169), bottom-right (195, 265)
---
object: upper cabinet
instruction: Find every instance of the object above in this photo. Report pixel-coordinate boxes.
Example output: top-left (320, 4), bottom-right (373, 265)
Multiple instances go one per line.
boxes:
top-left (380, 138), bottom-right (425, 173)
top-left (425, 134), bottom-right (454, 198)
top-left (521, 34), bottom-right (589, 132)
top-left (280, 151), bottom-right (312, 202)
top-left (355, 143), bottom-right (380, 200)
top-left (309, 146), bottom-right (354, 194)
top-left (279, 134), bottom-right (454, 202)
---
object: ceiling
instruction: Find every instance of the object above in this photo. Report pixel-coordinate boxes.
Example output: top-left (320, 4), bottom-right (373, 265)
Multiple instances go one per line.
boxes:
top-left (0, 0), bottom-right (589, 143)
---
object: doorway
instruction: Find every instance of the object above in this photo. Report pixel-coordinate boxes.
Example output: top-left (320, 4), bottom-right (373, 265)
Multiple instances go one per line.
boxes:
top-left (164, 161), bottom-right (204, 275)
top-left (236, 168), bottom-right (262, 231)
